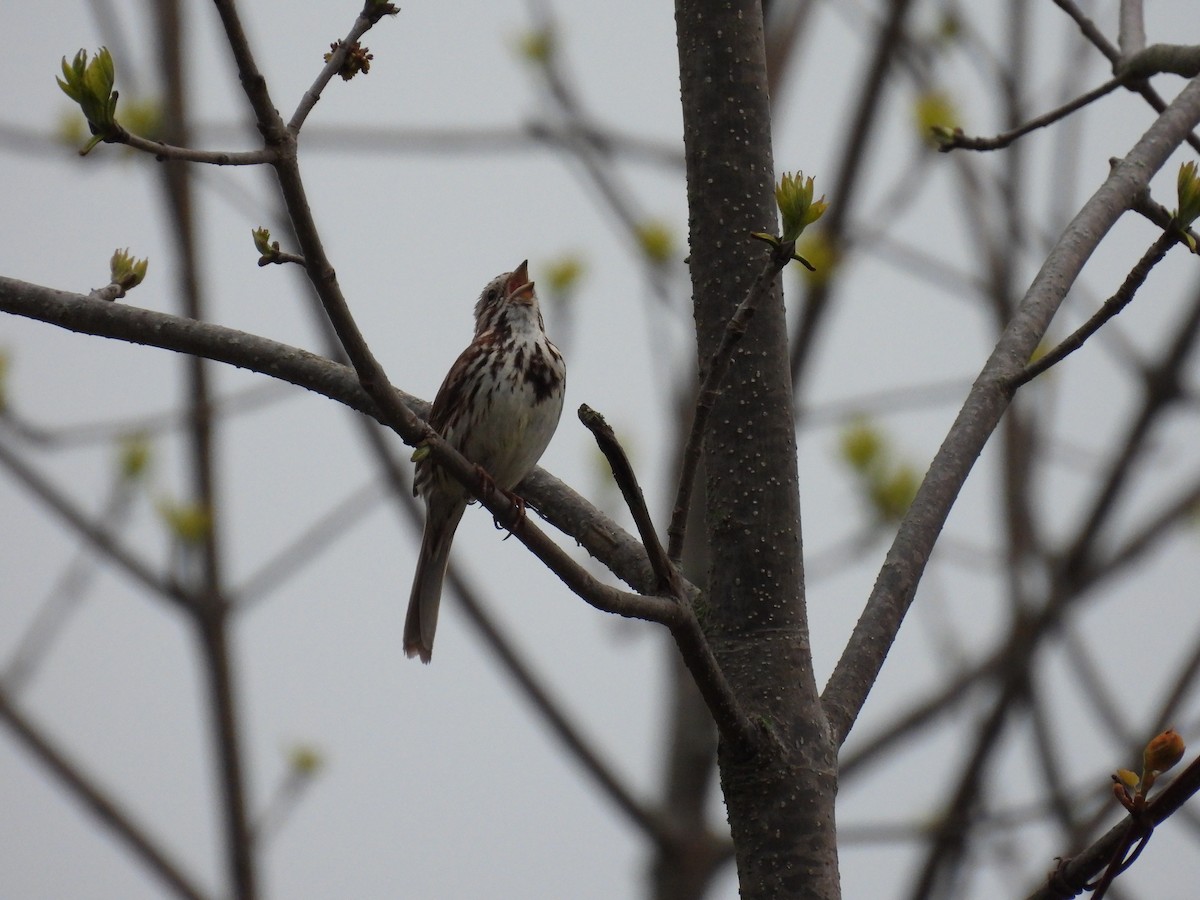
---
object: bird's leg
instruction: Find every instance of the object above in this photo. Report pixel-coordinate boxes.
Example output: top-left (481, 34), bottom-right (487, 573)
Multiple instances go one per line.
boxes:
top-left (473, 464), bottom-right (527, 537)
top-left (497, 491), bottom-right (527, 539)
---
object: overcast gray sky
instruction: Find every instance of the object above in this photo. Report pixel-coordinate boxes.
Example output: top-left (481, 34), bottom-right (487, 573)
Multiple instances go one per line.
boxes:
top-left (3, 2), bottom-right (1200, 898)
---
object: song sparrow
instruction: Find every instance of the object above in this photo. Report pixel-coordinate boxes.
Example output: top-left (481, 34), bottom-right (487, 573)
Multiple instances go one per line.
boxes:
top-left (404, 261), bottom-right (566, 663)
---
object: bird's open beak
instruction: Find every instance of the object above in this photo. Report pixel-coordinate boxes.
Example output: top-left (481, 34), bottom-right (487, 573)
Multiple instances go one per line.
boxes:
top-left (505, 260), bottom-right (535, 302)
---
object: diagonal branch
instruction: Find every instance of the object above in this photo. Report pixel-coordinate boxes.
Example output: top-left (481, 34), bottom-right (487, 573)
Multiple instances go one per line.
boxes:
top-left (1026, 752), bottom-right (1200, 900)
top-left (575, 408), bottom-right (759, 753)
top-left (0, 685), bottom-right (211, 900)
top-left (579, 404), bottom-right (680, 594)
top-left (1010, 228), bottom-right (1181, 388)
top-left (821, 74), bottom-right (1200, 748)
top-left (0, 433), bottom-right (187, 606)
top-left (0, 277), bottom-right (676, 621)
top-left (939, 75), bottom-right (1125, 153)
top-left (288, 6), bottom-right (389, 134)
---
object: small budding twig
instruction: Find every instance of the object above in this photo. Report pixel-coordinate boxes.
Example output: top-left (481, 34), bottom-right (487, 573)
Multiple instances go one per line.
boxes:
top-left (1009, 227), bottom-right (1182, 390)
top-left (1031, 731), bottom-right (1195, 900)
top-left (938, 75), bottom-right (1126, 153)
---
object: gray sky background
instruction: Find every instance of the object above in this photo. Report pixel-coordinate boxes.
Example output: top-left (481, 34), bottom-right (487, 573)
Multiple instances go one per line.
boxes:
top-left (3, 2), bottom-right (1200, 898)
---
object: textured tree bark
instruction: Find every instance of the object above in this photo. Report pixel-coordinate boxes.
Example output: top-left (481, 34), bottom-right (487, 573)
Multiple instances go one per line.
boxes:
top-left (673, 2), bottom-right (840, 897)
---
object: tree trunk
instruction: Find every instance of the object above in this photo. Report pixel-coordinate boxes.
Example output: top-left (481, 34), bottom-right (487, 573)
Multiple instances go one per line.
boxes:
top-left (673, 2), bottom-right (840, 898)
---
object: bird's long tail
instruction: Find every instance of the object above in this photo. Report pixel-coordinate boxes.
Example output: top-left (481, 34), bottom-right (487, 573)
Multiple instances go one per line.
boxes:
top-left (404, 501), bottom-right (465, 663)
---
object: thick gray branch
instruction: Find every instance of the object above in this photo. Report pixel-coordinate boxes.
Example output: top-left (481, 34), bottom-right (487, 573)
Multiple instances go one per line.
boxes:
top-left (821, 75), bottom-right (1200, 747)
top-left (0, 276), bottom-right (657, 593)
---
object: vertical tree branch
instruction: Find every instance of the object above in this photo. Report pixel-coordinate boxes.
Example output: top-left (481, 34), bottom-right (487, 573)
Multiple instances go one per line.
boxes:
top-left (675, 1), bottom-right (837, 896)
top-left (156, 4), bottom-right (255, 896)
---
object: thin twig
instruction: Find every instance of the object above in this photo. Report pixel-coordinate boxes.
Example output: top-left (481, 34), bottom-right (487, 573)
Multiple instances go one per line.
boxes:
top-left (572, 409), bottom-right (761, 755)
top-left (579, 404), bottom-right (680, 594)
top-left (287, 8), bottom-right (382, 134)
top-left (1026, 753), bottom-right (1200, 900)
top-left (1049, 0), bottom-right (1200, 154)
top-left (1048, 0), bottom-right (1123, 65)
top-left (667, 240), bottom-right (796, 562)
top-left (3, 474), bottom-right (138, 690)
top-left (570, 421), bottom-right (757, 754)
top-left (939, 75), bottom-right (1124, 153)
top-left (0, 434), bottom-right (186, 605)
top-left (1010, 229), bottom-right (1179, 389)
top-left (209, 0), bottom-right (286, 143)
top-left (121, 131), bottom-right (274, 165)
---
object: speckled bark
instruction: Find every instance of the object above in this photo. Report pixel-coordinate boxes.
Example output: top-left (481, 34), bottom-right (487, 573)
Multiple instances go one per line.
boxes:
top-left (673, 1), bottom-right (840, 897)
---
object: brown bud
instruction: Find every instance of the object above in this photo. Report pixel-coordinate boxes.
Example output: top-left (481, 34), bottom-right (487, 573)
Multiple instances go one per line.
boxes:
top-left (1143, 728), bottom-right (1186, 776)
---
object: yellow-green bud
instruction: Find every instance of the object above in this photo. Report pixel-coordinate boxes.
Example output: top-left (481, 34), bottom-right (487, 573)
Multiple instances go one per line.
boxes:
top-left (840, 418), bottom-right (885, 472)
top-left (1175, 161), bottom-right (1200, 246)
top-left (635, 220), bottom-right (675, 265)
top-left (157, 499), bottom-right (212, 544)
top-left (914, 91), bottom-right (960, 147)
top-left (57, 48), bottom-right (120, 152)
top-left (775, 171), bottom-right (828, 242)
top-left (109, 248), bottom-right (148, 294)
top-left (287, 743), bottom-right (325, 775)
top-left (516, 27), bottom-right (555, 65)
top-left (118, 432), bottom-right (152, 481)
top-left (544, 255), bottom-right (585, 294)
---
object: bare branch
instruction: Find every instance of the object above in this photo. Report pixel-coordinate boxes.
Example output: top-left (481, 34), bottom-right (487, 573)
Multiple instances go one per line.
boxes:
top-left (579, 404), bottom-right (680, 594)
top-left (1117, 0), bottom-right (1147, 57)
top-left (1010, 229), bottom-right (1181, 388)
top-left (0, 686), bottom-right (211, 900)
top-left (288, 8), bottom-right (384, 134)
top-left (938, 75), bottom-right (1124, 153)
top-left (0, 434), bottom-right (187, 606)
top-left (822, 74), bottom-right (1200, 748)
top-left (120, 131), bottom-right (274, 165)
